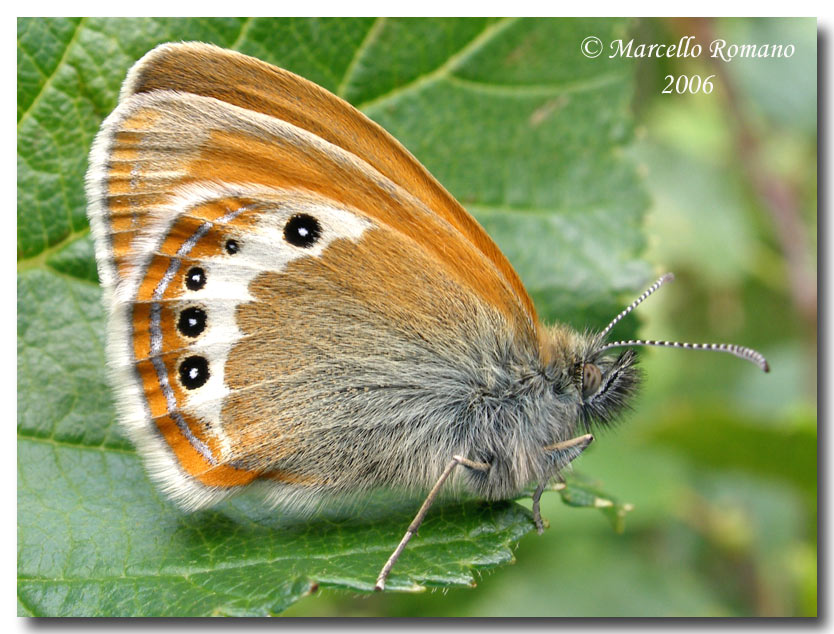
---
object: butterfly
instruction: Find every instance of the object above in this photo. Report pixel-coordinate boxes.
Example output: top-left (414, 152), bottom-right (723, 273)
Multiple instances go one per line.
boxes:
top-left (86, 42), bottom-right (769, 591)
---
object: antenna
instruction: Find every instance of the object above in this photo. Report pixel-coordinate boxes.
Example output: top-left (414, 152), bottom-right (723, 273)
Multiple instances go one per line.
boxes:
top-left (599, 273), bottom-right (675, 340)
top-left (598, 274), bottom-right (770, 373)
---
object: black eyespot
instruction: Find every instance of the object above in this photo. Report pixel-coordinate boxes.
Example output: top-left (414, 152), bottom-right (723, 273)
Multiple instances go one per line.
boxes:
top-left (225, 239), bottom-right (239, 255)
top-left (284, 214), bottom-right (321, 248)
top-left (179, 356), bottom-right (209, 389)
top-left (178, 307), bottom-right (207, 338)
top-left (185, 267), bottom-right (206, 291)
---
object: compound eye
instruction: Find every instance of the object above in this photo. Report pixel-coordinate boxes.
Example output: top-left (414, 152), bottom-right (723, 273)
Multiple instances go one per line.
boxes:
top-left (582, 363), bottom-right (602, 398)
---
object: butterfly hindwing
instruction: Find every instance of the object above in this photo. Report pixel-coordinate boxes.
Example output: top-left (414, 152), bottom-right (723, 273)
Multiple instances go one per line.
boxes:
top-left (104, 181), bottom-right (533, 510)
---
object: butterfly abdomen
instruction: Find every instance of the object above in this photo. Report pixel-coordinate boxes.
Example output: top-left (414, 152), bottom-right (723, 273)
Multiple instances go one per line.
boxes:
top-left (219, 329), bottom-right (585, 504)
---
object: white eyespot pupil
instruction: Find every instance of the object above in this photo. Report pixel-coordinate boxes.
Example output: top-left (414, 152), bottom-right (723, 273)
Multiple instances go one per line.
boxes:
top-left (179, 355), bottom-right (209, 389)
top-left (177, 307), bottom-right (207, 338)
top-left (284, 214), bottom-right (321, 247)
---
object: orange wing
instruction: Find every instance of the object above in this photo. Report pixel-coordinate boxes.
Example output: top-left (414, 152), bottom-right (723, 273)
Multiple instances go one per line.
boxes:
top-left (121, 42), bottom-right (537, 324)
top-left (89, 89), bottom-right (533, 335)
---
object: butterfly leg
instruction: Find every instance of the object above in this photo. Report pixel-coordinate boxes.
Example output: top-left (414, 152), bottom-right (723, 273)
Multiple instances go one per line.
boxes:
top-left (531, 481), bottom-right (547, 534)
top-left (531, 434), bottom-right (595, 535)
top-left (375, 455), bottom-right (490, 591)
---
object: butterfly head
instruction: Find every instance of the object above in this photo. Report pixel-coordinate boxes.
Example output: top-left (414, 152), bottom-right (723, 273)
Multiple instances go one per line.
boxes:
top-left (573, 345), bottom-right (641, 428)
top-left (539, 325), bottom-right (640, 432)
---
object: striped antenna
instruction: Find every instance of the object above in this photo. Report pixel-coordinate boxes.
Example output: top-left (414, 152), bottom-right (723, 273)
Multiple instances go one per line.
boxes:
top-left (598, 273), bottom-right (770, 373)
top-left (598, 273), bottom-right (675, 340)
top-left (598, 339), bottom-right (770, 372)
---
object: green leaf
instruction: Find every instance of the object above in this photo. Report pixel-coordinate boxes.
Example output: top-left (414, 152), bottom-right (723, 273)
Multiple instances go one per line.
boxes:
top-left (555, 474), bottom-right (635, 534)
top-left (17, 17), bottom-right (648, 616)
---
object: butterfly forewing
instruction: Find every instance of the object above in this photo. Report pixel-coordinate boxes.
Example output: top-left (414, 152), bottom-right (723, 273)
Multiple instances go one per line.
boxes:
top-left (118, 42), bottom-right (537, 324)
top-left (90, 89), bottom-right (532, 332)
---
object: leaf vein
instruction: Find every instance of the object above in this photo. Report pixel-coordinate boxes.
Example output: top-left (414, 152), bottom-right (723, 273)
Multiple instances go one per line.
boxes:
top-left (355, 16), bottom-right (520, 113)
top-left (336, 17), bottom-right (385, 99)
top-left (444, 72), bottom-right (626, 97)
top-left (17, 533), bottom-right (521, 584)
top-left (17, 17), bottom-right (87, 129)
top-left (229, 16), bottom-right (254, 50)
top-left (17, 433), bottom-right (134, 455)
